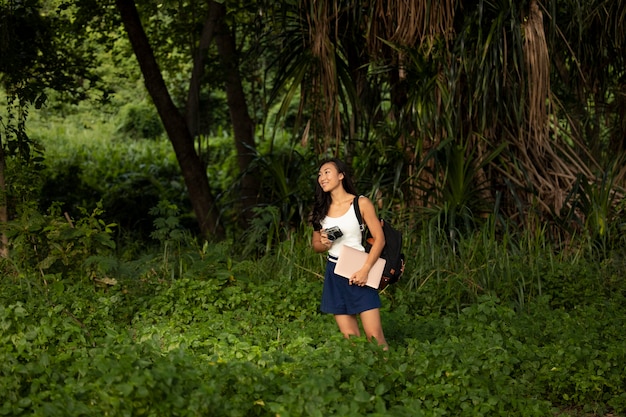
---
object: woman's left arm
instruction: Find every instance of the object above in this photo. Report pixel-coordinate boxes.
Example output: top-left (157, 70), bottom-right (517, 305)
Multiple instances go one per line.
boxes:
top-left (351, 196), bottom-right (385, 286)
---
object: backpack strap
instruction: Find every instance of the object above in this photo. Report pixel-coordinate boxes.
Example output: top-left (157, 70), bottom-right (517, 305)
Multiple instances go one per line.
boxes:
top-left (353, 196), bottom-right (364, 231)
top-left (353, 195), bottom-right (377, 252)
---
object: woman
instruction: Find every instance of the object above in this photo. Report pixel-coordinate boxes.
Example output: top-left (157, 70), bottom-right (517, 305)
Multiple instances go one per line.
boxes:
top-left (311, 158), bottom-right (388, 348)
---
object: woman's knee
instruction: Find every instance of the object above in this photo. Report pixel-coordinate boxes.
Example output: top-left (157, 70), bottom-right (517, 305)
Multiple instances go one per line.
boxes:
top-left (335, 314), bottom-right (360, 337)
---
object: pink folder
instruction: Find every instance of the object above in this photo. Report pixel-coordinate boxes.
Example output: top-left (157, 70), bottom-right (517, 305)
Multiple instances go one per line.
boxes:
top-left (334, 245), bottom-right (386, 289)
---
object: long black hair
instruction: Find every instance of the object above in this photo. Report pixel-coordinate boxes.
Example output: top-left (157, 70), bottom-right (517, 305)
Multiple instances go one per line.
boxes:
top-left (311, 158), bottom-right (358, 230)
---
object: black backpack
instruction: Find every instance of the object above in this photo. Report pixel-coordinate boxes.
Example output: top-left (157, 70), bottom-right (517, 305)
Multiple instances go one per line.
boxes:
top-left (353, 196), bottom-right (405, 291)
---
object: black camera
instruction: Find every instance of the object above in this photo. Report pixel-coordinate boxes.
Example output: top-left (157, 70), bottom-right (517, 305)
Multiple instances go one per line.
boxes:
top-left (325, 226), bottom-right (343, 241)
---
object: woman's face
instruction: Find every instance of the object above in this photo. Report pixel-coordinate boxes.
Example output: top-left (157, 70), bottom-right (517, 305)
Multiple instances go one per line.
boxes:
top-left (318, 162), bottom-right (344, 193)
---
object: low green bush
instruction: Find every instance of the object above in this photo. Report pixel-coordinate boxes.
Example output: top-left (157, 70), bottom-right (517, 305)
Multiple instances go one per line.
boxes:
top-left (3, 142), bottom-right (625, 415)
top-left (115, 101), bottom-right (164, 140)
top-left (1, 244), bottom-right (625, 416)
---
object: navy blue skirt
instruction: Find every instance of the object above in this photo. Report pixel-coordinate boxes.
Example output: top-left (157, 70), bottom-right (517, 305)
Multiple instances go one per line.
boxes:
top-left (320, 260), bottom-right (381, 315)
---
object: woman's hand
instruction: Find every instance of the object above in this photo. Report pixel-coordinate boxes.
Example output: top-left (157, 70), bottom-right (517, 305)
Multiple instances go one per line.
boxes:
top-left (320, 230), bottom-right (333, 249)
top-left (349, 267), bottom-right (370, 287)
top-left (312, 230), bottom-right (333, 253)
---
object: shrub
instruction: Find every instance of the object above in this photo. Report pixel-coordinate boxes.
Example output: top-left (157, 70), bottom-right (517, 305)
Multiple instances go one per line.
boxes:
top-left (115, 101), bottom-right (164, 140)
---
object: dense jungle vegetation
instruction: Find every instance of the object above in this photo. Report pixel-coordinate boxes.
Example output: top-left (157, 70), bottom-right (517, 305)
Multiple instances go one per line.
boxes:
top-left (2, 0), bottom-right (626, 416)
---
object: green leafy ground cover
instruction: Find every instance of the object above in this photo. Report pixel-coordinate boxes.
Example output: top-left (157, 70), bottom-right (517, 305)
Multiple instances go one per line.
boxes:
top-left (3, 106), bottom-right (624, 416)
top-left (2, 245), bottom-right (625, 417)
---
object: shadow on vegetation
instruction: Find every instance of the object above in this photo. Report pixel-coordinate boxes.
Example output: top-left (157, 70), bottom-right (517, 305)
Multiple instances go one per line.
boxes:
top-left (382, 309), bottom-right (443, 346)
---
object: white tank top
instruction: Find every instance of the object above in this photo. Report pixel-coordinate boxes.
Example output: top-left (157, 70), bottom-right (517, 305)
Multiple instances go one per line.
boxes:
top-left (320, 197), bottom-right (365, 259)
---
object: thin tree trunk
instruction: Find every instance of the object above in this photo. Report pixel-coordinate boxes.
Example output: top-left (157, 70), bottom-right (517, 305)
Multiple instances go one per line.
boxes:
top-left (213, 2), bottom-right (260, 226)
top-left (115, 0), bottom-right (223, 238)
top-left (186, 2), bottom-right (220, 137)
top-left (0, 137), bottom-right (8, 258)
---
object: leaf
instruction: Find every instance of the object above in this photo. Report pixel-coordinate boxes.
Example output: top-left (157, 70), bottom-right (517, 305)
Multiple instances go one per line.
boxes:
top-left (38, 255), bottom-right (58, 270)
top-left (354, 389), bottom-right (372, 403)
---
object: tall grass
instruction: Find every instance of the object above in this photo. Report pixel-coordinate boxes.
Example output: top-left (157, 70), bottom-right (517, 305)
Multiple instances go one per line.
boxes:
top-left (365, 213), bottom-right (619, 316)
top-left (27, 110), bottom-right (177, 174)
top-left (22, 102), bottom-right (626, 317)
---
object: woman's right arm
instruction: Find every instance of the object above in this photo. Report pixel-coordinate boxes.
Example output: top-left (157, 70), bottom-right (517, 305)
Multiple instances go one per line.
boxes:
top-left (312, 230), bottom-right (332, 253)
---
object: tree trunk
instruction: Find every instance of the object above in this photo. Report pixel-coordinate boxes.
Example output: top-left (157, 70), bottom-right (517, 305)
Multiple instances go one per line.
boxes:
top-left (0, 136), bottom-right (8, 258)
top-left (186, 2), bottom-right (221, 137)
top-left (213, 2), bottom-right (260, 226)
top-left (115, 0), bottom-right (223, 238)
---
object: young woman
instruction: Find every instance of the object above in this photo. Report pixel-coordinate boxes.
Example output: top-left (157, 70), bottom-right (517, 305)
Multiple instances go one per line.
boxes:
top-left (311, 158), bottom-right (388, 348)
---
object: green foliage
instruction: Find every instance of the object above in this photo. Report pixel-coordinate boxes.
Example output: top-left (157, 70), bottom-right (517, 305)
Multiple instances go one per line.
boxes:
top-left (30, 120), bottom-right (189, 240)
top-left (115, 101), bottom-right (164, 140)
top-left (1, 277), bottom-right (625, 416)
top-left (240, 205), bottom-right (282, 257)
top-left (3, 2), bottom-right (626, 413)
top-left (147, 200), bottom-right (201, 280)
top-left (419, 137), bottom-right (507, 238)
top-left (560, 163), bottom-right (626, 256)
top-left (0, 0), bottom-right (103, 186)
top-left (150, 200), bottom-right (187, 245)
top-left (4, 202), bottom-right (116, 281)
top-left (29, 109), bottom-right (318, 245)
top-left (2, 223), bottom-right (626, 416)
top-left (392, 212), bottom-right (626, 317)
top-left (249, 146), bottom-right (316, 227)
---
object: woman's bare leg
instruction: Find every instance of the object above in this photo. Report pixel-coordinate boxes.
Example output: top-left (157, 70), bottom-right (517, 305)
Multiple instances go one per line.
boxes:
top-left (359, 308), bottom-right (388, 349)
top-left (334, 314), bottom-right (361, 338)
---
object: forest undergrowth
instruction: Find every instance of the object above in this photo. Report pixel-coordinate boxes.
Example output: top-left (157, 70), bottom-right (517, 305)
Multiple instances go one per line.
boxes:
top-left (1, 225), bottom-right (625, 417)
top-left (1, 114), bottom-right (625, 416)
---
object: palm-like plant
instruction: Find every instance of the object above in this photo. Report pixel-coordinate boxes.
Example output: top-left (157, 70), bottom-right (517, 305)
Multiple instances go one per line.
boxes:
top-left (268, 0), bottom-right (626, 247)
